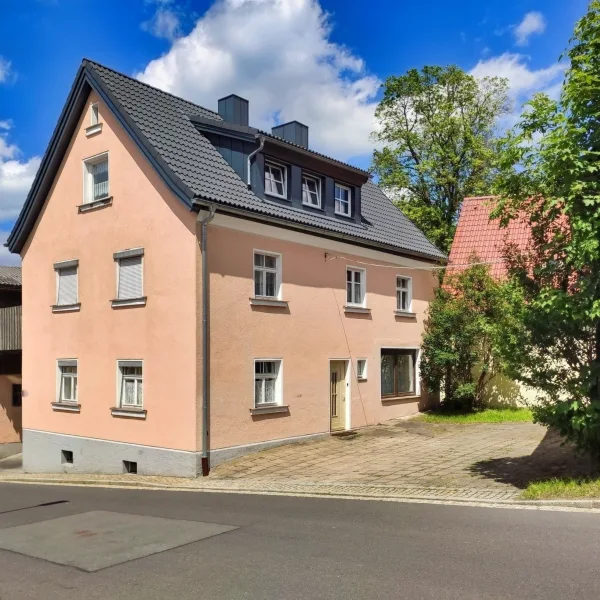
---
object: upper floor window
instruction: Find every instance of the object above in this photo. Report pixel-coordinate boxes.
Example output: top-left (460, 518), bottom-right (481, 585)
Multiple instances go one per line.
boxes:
top-left (254, 251), bottom-right (281, 299)
top-left (53, 260), bottom-right (79, 311)
top-left (346, 267), bottom-right (366, 307)
top-left (90, 103), bottom-right (99, 126)
top-left (113, 249), bottom-right (145, 307)
top-left (118, 361), bottom-right (143, 408)
top-left (264, 161), bottom-right (287, 199)
top-left (302, 174), bottom-right (321, 208)
top-left (57, 360), bottom-right (78, 404)
top-left (335, 183), bottom-right (351, 217)
top-left (396, 276), bottom-right (412, 312)
top-left (83, 153), bottom-right (109, 203)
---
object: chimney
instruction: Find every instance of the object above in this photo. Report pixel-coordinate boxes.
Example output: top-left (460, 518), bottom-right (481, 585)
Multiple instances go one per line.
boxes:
top-left (218, 94), bottom-right (249, 127)
top-left (272, 121), bottom-right (309, 149)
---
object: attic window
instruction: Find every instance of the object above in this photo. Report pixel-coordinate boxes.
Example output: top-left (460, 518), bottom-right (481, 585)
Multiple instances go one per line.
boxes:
top-left (83, 153), bottom-right (109, 203)
top-left (335, 183), bottom-right (352, 217)
top-left (302, 174), bottom-right (321, 208)
top-left (85, 103), bottom-right (103, 137)
top-left (264, 161), bottom-right (287, 199)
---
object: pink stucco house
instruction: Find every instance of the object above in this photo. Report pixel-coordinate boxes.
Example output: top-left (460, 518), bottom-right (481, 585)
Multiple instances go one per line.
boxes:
top-left (6, 60), bottom-right (444, 476)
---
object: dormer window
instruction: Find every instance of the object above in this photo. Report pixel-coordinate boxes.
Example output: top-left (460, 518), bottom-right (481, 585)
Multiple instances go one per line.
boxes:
top-left (302, 174), bottom-right (321, 208)
top-left (265, 160), bottom-right (287, 199)
top-left (335, 183), bottom-right (351, 217)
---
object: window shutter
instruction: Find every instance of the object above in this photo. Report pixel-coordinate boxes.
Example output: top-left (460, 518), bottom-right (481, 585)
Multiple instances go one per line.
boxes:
top-left (57, 267), bottom-right (78, 305)
top-left (118, 256), bottom-right (143, 299)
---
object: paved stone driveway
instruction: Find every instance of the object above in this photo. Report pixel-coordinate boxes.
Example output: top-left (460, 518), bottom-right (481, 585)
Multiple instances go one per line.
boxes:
top-left (210, 420), bottom-right (593, 498)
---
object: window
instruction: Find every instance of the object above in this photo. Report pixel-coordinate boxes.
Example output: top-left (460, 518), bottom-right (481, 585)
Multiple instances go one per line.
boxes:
top-left (116, 253), bottom-right (144, 301)
top-left (118, 361), bottom-right (143, 408)
top-left (396, 276), bottom-right (412, 312)
top-left (334, 183), bottom-right (351, 216)
top-left (254, 251), bottom-right (281, 299)
top-left (346, 267), bottom-right (365, 306)
top-left (302, 174), bottom-right (321, 208)
top-left (55, 263), bottom-right (78, 307)
top-left (57, 360), bottom-right (78, 404)
top-left (254, 360), bottom-right (282, 406)
top-left (381, 349), bottom-right (417, 398)
top-left (264, 161), bottom-right (287, 198)
top-left (357, 359), bottom-right (367, 381)
top-left (83, 153), bottom-right (109, 203)
top-left (90, 103), bottom-right (99, 126)
top-left (11, 384), bottom-right (22, 408)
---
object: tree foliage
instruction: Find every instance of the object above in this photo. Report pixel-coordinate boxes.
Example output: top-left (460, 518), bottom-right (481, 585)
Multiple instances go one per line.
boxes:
top-left (493, 1), bottom-right (600, 456)
top-left (372, 66), bottom-right (511, 253)
top-left (420, 262), bottom-right (523, 410)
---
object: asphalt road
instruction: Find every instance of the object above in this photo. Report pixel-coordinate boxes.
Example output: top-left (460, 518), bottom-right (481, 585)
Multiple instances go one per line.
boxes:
top-left (0, 483), bottom-right (599, 600)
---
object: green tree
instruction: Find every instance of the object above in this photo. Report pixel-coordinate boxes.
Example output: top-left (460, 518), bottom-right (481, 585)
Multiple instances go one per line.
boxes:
top-left (372, 66), bottom-right (511, 253)
top-left (420, 262), bottom-right (522, 410)
top-left (493, 1), bottom-right (600, 456)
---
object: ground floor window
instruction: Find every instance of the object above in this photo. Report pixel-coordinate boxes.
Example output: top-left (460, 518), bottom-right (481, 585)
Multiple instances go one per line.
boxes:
top-left (381, 349), bottom-right (417, 397)
top-left (57, 360), bottom-right (78, 403)
top-left (118, 361), bottom-right (143, 408)
top-left (11, 383), bottom-right (21, 408)
top-left (254, 359), bottom-right (282, 406)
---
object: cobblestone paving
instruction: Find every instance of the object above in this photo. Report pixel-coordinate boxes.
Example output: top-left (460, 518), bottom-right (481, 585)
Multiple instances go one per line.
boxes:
top-left (0, 421), bottom-right (593, 504)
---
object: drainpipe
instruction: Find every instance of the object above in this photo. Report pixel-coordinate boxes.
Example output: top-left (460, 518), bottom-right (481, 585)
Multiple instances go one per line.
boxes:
top-left (197, 203), bottom-right (217, 476)
top-left (247, 135), bottom-right (265, 188)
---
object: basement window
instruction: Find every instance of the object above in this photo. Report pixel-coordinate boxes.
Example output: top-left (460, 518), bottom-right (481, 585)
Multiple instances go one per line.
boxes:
top-left (123, 460), bottom-right (138, 474)
top-left (61, 450), bottom-right (74, 465)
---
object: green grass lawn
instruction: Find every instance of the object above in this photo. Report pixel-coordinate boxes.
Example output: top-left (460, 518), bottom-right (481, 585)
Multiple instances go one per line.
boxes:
top-left (415, 407), bottom-right (533, 424)
top-left (522, 477), bottom-right (600, 500)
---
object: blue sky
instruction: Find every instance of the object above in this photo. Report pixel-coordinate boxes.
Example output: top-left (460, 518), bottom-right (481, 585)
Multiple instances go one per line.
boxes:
top-left (0, 0), bottom-right (589, 264)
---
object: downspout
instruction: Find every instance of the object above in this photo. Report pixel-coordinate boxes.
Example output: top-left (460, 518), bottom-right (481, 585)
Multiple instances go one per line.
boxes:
top-left (247, 135), bottom-right (265, 188)
top-left (197, 203), bottom-right (217, 476)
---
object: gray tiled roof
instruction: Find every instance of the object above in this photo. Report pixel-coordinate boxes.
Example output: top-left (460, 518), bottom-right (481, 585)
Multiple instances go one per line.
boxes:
top-left (0, 266), bottom-right (22, 287)
top-left (85, 60), bottom-right (444, 261)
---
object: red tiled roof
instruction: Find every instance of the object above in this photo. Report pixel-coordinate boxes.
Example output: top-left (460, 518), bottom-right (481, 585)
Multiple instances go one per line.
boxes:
top-left (448, 196), bottom-right (531, 279)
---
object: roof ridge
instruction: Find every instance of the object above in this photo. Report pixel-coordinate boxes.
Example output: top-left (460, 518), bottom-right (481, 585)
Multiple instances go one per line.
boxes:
top-left (82, 58), bottom-right (221, 119)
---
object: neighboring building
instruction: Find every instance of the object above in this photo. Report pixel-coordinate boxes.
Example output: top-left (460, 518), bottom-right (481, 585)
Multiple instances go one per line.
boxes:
top-left (6, 60), bottom-right (444, 476)
top-left (0, 267), bottom-right (22, 444)
top-left (448, 196), bottom-right (536, 407)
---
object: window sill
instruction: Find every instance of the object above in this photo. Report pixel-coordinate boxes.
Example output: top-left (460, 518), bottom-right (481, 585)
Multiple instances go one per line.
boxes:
top-left (381, 395), bottom-right (421, 403)
top-left (111, 297), bottom-right (147, 308)
top-left (78, 196), bottom-right (113, 213)
top-left (250, 404), bottom-right (289, 415)
top-left (344, 305), bottom-right (370, 314)
top-left (51, 402), bottom-right (81, 413)
top-left (52, 303), bottom-right (81, 313)
top-left (250, 297), bottom-right (288, 308)
top-left (394, 310), bottom-right (417, 318)
top-left (85, 123), bottom-right (103, 137)
top-left (264, 191), bottom-right (288, 201)
top-left (357, 377), bottom-right (367, 382)
top-left (110, 407), bottom-right (147, 419)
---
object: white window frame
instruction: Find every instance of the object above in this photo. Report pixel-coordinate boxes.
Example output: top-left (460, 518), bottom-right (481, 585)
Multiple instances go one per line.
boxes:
top-left (56, 360), bottom-right (78, 404)
top-left (115, 250), bottom-right (144, 302)
top-left (253, 250), bottom-right (282, 300)
top-left (82, 152), bottom-right (109, 204)
top-left (55, 262), bottom-right (79, 307)
top-left (346, 266), bottom-right (366, 307)
top-left (264, 160), bottom-right (288, 199)
top-left (117, 360), bottom-right (144, 409)
top-left (396, 275), bottom-right (413, 312)
top-left (357, 358), bottom-right (367, 381)
top-left (253, 359), bottom-right (283, 408)
top-left (302, 173), bottom-right (321, 208)
top-left (334, 183), bottom-right (352, 217)
top-left (90, 103), bottom-right (99, 126)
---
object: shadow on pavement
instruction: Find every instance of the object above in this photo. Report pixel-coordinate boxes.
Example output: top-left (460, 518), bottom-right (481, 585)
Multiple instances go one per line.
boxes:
top-left (469, 428), bottom-right (595, 488)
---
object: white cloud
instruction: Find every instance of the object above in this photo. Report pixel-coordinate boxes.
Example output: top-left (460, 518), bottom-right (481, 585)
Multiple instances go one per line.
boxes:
top-left (471, 52), bottom-right (564, 97)
top-left (0, 56), bottom-right (12, 84)
top-left (514, 11), bottom-right (546, 46)
top-left (0, 123), bottom-right (41, 222)
top-left (136, 0), bottom-right (380, 160)
top-left (141, 0), bottom-right (182, 41)
top-left (0, 230), bottom-right (21, 266)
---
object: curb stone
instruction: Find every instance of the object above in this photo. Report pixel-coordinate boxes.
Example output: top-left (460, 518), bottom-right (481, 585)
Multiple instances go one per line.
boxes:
top-left (1, 475), bottom-right (599, 509)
